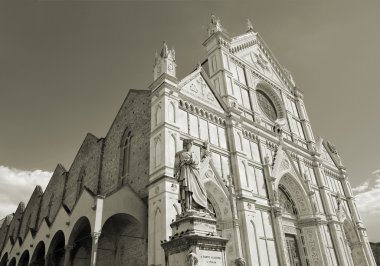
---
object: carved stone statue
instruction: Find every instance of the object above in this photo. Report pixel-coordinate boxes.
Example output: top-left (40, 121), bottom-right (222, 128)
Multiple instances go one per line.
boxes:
top-left (174, 139), bottom-right (208, 212)
top-left (187, 248), bottom-right (199, 266)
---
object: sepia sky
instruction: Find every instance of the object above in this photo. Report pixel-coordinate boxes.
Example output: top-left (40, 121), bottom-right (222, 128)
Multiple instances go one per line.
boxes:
top-left (0, 1), bottom-right (380, 241)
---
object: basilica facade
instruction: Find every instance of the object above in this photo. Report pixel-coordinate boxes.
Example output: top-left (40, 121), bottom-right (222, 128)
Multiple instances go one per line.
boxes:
top-left (0, 16), bottom-right (376, 266)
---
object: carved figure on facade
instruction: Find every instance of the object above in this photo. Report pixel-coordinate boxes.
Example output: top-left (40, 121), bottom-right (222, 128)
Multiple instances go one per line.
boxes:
top-left (187, 248), bottom-right (199, 266)
top-left (235, 257), bottom-right (246, 266)
top-left (174, 139), bottom-right (208, 212)
top-left (208, 14), bottom-right (223, 36)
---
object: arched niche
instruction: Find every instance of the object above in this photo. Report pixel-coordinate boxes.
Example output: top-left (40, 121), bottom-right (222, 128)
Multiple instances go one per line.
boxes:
top-left (255, 81), bottom-right (286, 122)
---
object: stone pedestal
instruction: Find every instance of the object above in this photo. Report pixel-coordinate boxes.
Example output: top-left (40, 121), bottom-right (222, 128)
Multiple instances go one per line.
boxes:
top-left (161, 210), bottom-right (228, 266)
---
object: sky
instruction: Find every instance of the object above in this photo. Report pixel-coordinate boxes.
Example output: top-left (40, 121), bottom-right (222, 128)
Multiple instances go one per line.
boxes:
top-left (0, 1), bottom-right (379, 241)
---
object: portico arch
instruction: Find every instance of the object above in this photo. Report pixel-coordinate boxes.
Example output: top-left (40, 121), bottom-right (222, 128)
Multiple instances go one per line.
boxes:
top-left (8, 257), bottom-right (16, 266)
top-left (30, 241), bottom-right (45, 266)
top-left (96, 213), bottom-right (146, 266)
top-left (46, 230), bottom-right (65, 265)
top-left (0, 252), bottom-right (7, 266)
top-left (67, 216), bottom-right (92, 266)
top-left (17, 250), bottom-right (29, 266)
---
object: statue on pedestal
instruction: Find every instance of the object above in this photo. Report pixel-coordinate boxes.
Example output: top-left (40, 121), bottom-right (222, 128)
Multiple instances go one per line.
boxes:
top-left (174, 139), bottom-right (208, 212)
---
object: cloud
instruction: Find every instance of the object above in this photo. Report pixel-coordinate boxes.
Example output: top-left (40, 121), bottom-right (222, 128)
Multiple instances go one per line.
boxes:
top-left (353, 170), bottom-right (380, 242)
top-left (0, 165), bottom-right (51, 219)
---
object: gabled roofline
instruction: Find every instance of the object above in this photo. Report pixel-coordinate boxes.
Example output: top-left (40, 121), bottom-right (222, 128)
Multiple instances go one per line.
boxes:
top-left (178, 66), bottom-right (229, 113)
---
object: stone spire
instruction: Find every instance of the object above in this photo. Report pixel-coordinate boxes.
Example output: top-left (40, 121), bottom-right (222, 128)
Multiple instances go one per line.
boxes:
top-left (153, 41), bottom-right (176, 81)
top-left (208, 14), bottom-right (223, 36)
top-left (246, 18), bottom-right (255, 32)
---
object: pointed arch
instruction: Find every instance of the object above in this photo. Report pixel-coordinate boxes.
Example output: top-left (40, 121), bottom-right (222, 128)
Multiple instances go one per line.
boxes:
top-left (277, 174), bottom-right (312, 217)
top-left (154, 137), bottom-right (161, 168)
top-left (120, 129), bottom-right (132, 177)
top-left (168, 134), bottom-right (177, 167)
top-left (46, 230), bottom-right (66, 266)
top-left (67, 217), bottom-right (92, 266)
top-left (155, 104), bottom-right (162, 126)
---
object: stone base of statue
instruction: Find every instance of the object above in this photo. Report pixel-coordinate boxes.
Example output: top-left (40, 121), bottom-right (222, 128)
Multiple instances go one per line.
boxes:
top-left (161, 210), bottom-right (228, 266)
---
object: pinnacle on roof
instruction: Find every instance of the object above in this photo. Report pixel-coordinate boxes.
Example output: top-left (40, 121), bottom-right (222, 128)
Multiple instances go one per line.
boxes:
top-left (246, 19), bottom-right (255, 32)
top-left (208, 14), bottom-right (224, 36)
top-left (160, 41), bottom-right (169, 58)
top-left (158, 41), bottom-right (175, 61)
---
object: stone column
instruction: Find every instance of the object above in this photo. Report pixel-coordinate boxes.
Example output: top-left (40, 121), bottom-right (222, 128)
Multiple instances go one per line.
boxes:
top-left (90, 232), bottom-right (101, 266)
top-left (63, 245), bottom-right (74, 266)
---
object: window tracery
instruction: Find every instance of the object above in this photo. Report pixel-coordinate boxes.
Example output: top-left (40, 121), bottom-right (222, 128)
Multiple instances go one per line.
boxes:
top-left (257, 90), bottom-right (277, 121)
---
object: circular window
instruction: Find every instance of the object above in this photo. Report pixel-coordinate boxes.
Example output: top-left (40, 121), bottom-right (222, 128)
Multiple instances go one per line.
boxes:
top-left (257, 90), bottom-right (277, 121)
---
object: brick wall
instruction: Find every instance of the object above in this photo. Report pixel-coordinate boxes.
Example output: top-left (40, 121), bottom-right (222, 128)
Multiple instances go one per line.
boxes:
top-left (38, 164), bottom-right (67, 227)
top-left (0, 215), bottom-right (12, 251)
top-left (6, 203), bottom-right (25, 244)
top-left (63, 134), bottom-right (103, 211)
top-left (100, 90), bottom-right (151, 199)
top-left (18, 186), bottom-right (43, 241)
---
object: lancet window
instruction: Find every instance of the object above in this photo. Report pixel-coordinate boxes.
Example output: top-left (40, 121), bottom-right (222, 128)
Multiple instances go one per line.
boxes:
top-left (121, 130), bottom-right (132, 177)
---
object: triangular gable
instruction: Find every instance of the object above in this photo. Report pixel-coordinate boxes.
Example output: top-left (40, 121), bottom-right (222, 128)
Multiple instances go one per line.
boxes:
top-left (272, 145), bottom-right (300, 181)
top-left (320, 141), bottom-right (341, 169)
top-left (231, 32), bottom-right (294, 91)
top-left (179, 67), bottom-right (225, 113)
top-left (237, 47), bottom-right (288, 90)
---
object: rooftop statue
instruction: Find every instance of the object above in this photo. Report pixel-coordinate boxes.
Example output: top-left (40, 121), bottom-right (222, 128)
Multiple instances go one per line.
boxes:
top-left (174, 139), bottom-right (208, 212)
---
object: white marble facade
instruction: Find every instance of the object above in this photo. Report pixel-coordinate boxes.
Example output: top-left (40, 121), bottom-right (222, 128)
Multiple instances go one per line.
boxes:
top-left (147, 16), bottom-right (376, 266)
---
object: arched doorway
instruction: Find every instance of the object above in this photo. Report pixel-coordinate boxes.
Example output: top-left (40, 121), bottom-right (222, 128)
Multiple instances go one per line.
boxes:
top-left (30, 241), bottom-right (45, 266)
top-left (97, 213), bottom-right (146, 266)
top-left (8, 257), bottom-right (16, 266)
top-left (67, 217), bottom-right (92, 266)
top-left (0, 252), bottom-right (8, 266)
top-left (278, 186), bottom-right (302, 266)
top-left (17, 250), bottom-right (29, 266)
top-left (277, 174), bottom-right (314, 266)
top-left (47, 230), bottom-right (65, 266)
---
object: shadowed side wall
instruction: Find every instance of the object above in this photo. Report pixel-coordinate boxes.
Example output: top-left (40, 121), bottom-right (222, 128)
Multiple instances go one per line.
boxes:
top-left (6, 203), bottom-right (24, 245)
top-left (100, 90), bottom-right (151, 198)
top-left (0, 216), bottom-right (12, 251)
top-left (63, 134), bottom-right (103, 211)
top-left (18, 186), bottom-right (43, 242)
top-left (37, 164), bottom-right (66, 227)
